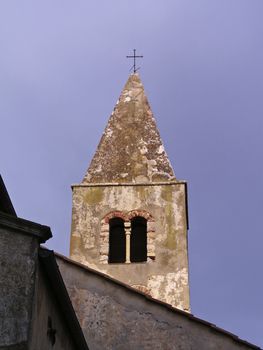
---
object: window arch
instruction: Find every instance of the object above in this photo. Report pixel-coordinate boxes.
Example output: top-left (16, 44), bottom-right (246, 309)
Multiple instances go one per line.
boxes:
top-left (108, 217), bottom-right (126, 263)
top-left (130, 216), bottom-right (147, 262)
top-left (100, 210), bottom-right (155, 264)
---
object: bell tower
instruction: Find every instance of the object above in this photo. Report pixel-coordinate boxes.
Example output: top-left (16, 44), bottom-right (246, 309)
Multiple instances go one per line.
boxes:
top-left (70, 74), bottom-right (190, 312)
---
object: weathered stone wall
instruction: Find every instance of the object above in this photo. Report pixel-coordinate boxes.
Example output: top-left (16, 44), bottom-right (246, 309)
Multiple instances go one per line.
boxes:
top-left (57, 255), bottom-right (257, 350)
top-left (0, 228), bottom-right (38, 350)
top-left (29, 265), bottom-right (77, 350)
top-left (70, 181), bottom-right (190, 312)
top-left (0, 216), bottom-right (83, 350)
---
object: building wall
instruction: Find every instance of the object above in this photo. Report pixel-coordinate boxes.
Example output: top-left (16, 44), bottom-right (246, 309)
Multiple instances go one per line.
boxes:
top-left (57, 255), bottom-right (256, 350)
top-left (70, 182), bottom-right (190, 311)
top-left (0, 228), bottom-right (38, 350)
top-left (0, 220), bottom-right (85, 350)
top-left (29, 265), bottom-right (77, 350)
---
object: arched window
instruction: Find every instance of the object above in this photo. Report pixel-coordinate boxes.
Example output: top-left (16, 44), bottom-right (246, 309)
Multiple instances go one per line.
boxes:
top-left (130, 216), bottom-right (147, 263)
top-left (108, 218), bottom-right (126, 263)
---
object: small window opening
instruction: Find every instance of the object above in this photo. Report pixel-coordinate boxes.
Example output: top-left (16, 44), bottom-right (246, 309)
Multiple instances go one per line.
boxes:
top-left (109, 218), bottom-right (126, 263)
top-left (131, 217), bottom-right (147, 262)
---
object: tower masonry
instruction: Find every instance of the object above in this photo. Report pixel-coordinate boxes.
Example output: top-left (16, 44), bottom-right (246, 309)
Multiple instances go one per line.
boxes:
top-left (70, 74), bottom-right (190, 312)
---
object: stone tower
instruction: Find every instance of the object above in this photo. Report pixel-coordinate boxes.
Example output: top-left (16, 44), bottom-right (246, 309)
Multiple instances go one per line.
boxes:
top-left (70, 74), bottom-right (190, 312)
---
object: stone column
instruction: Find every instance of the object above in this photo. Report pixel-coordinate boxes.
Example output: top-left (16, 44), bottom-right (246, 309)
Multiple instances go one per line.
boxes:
top-left (124, 222), bottom-right (131, 263)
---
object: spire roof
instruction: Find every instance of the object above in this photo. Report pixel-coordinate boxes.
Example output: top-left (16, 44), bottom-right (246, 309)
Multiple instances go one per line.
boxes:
top-left (83, 74), bottom-right (176, 184)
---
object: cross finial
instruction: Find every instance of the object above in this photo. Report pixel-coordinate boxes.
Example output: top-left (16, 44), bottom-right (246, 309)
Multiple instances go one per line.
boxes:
top-left (126, 49), bottom-right (143, 73)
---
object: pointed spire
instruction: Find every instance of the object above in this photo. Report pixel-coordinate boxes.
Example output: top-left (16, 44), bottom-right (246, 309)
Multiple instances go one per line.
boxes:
top-left (83, 74), bottom-right (176, 184)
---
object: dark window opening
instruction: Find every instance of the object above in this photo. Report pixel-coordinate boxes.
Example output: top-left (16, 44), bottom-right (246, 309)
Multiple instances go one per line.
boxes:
top-left (131, 216), bottom-right (147, 262)
top-left (109, 218), bottom-right (126, 263)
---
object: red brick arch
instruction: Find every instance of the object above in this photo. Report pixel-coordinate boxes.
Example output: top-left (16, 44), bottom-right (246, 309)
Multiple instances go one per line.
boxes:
top-left (127, 209), bottom-right (154, 221)
top-left (103, 210), bottom-right (127, 223)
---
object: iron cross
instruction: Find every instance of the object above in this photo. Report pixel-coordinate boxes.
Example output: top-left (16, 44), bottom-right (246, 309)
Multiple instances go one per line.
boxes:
top-left (126, 49), bottom-right (143, 73)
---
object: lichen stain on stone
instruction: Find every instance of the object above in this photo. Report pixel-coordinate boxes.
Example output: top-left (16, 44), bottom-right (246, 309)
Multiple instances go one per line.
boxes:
top-left (161, 187), bottom-right (177, 249)
top-left (84, 188), bottom-right (104, 205)
top-left (135, 186), bottom-right (149, 202)
top-left (70, 207), bottom-right (78, 233)
top-left (70, 235), bottom-right (82, 257)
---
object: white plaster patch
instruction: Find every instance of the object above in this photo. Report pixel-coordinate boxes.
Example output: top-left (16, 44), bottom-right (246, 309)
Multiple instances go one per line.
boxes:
top-left (124, 96), bottom-right (131, 102)
top-left (146, 159), bottom-right (158, 179)
top-left (147, 269), bottom-right (189, 311)
top-left (105, 128), bottom-right (113, 138)
top-left (94, 164), bottom-right (102, 173)
top-left (139, 145), bottom-right (148, 155)
top-left (120, 173), bottom-right (128, 178)
top-left (157, 145), bottom-right (164, 154)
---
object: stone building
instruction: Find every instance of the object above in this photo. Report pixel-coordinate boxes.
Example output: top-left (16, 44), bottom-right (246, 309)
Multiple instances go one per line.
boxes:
top-left (70, 73), bottom-right (190, 312)
top-left (65, 73), bottom-right (260, 349)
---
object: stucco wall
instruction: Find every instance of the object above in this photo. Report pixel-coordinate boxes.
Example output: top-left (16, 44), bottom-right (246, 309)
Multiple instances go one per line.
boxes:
top-left (70, 182), bottom-right (190, 311)
top-left (0, 228), bottom-right (38, 350)
top-left (29, 265), bottom-right (77, 350)
top-left (57, 255), bottom-right (257, 350)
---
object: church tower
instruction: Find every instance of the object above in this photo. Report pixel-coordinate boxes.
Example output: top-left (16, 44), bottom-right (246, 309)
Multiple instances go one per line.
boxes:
top-left (70, 74), bottom-right (190, 312)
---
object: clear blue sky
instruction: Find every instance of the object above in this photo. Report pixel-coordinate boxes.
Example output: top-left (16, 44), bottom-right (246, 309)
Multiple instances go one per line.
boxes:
top-left (1, 1), bottom-right (262, 347)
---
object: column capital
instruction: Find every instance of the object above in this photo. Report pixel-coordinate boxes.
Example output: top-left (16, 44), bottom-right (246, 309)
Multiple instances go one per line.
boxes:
top-left (124, 222), bottom-right (131, 228)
